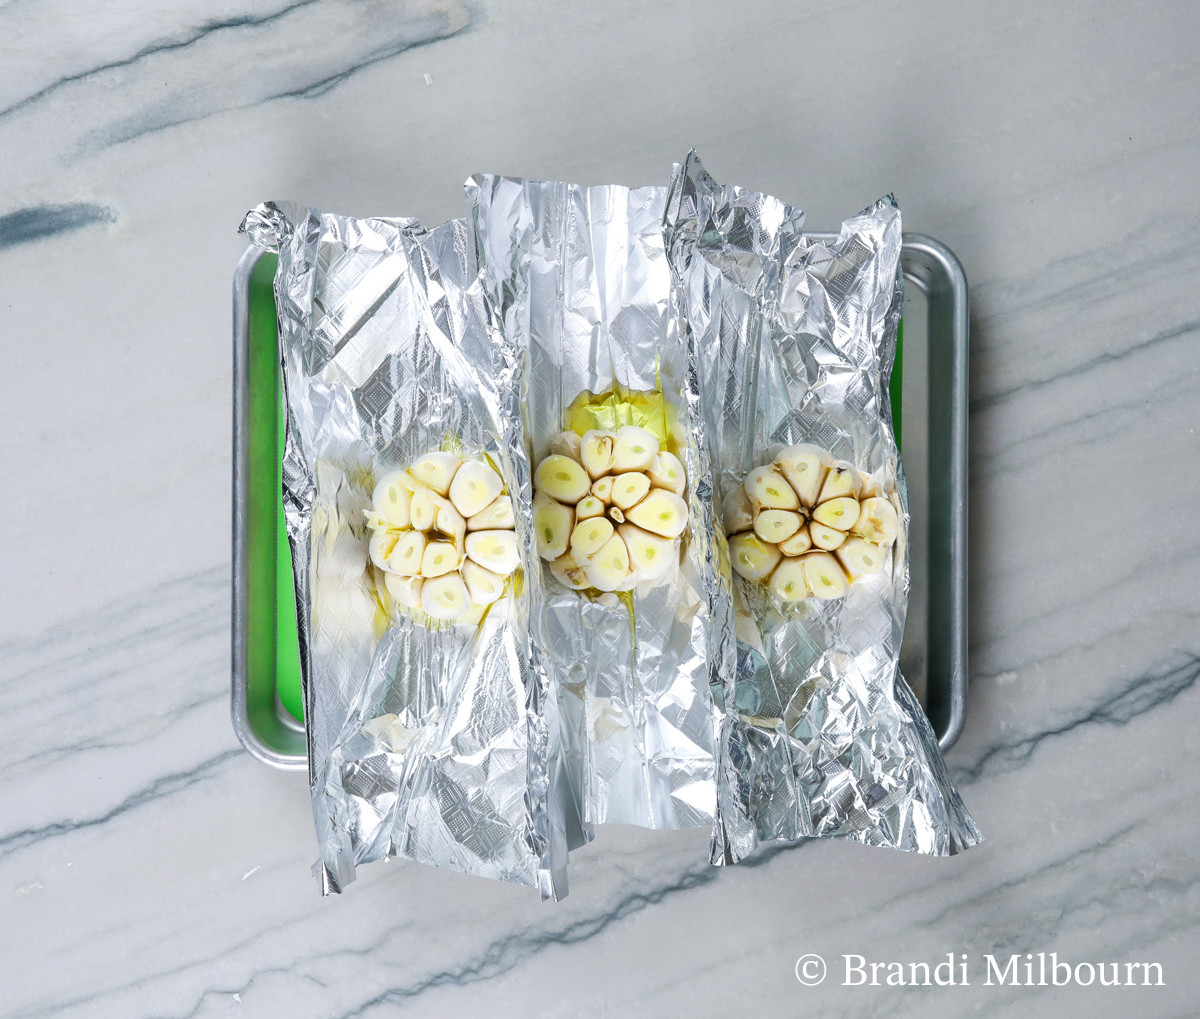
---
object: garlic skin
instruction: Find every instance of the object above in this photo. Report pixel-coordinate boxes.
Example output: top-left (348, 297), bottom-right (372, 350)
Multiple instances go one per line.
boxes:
top-left (724, 445), bottom-right (900, 601)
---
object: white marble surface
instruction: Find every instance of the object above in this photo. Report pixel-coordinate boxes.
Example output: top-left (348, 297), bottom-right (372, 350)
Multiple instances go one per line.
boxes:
top-left (3, 0), bottom-right (1199, 1015)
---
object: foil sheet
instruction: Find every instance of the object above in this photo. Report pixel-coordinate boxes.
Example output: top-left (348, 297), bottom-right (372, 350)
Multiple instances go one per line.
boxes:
top-left (240, 203), bottom-right (568, 898)
top-left (663, 153), bottom-right (981, 862)
top-left (467, 177), bottom-right (721, 831)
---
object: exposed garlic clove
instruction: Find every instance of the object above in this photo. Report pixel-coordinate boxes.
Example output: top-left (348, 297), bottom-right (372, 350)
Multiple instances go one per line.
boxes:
top-left (384, 573), bottom-right (423, 608)
top-left (421, 572), bottom-right (471, 619)
top-left (534, 454), bottom-right (591, 504)
top-left (858, 471), bottom-right (880, 499)
top-left (754, 509), bottom-right (802, 544)
top-left (618, 523), bottom-right (676, 581)
top-left (646, 451), bottom-right (687, 495)
top-left (768, 557), bottom-right (810, 602)
top-left (611, 425), bottom-right (660, 472)
top-left (448, 460), bottom-right (504, 518)
top-left (409, 487), bottom-right (437, 532)
top-left (570, 516), bottom-right (615, 560)
top-left (626, 489), bottom-right (688, 538)
top-left (466, 529), bottom-right (521, 576)
top-left (775, 444), bottom-right (831, 508)
top-left (467, 495), bottom-right (515, 531)
top-left (591, 476), bottom-right (615, 504)
top-left (372, 470), bottom-right (412, 527)
top-left (801, 551), bottom-right (850, 600)
top-left (851, 497), bottom-right (899, 546)
top-left (836, 537), bottom-right (887, 580)
top-left (435, 502), bottom-right (467, 561)
top-left (722, 486), bottom-right (754, 535)
top-left (387, 530), bottom-right (427, 576)
top-left (817, 460), bottom-right (862, 502)
top-left (580, 430), bottom-right (617, 479)
top-left (420, 540), bottom-right (459, 578)
top-left (809, 521), bottom-right (847, 551)
top-left (607, 505), bottom-right (625, 524)
top-left (550, 430), bottom-right (583, 464)
top-left (462, 559), bottom-right (505, 606)
top-left (574, 495), bottom-right (605, 520)
top-left (584, 532), bottom-right (632, 591)
top-left (778, 525), bottom-right (813, 556)
top-left (812, 496), bottom-right (861, 532)
top-left (410, 452), bottom-right (462, 496)
top-left (744, 465), bottom-right (800, 510)
top-left (533, 492), bottom-right (573, 560)
top-left (611, 471), bottom-right (651, 510)
top-left (369, 528), bottom-right (401, 572)
top-left (728, 533), bottom-right (782, 581)
top-left (549, 550), bottom-right (591, 590)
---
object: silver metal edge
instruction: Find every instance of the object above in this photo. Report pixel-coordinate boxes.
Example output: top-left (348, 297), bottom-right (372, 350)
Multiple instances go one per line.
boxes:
top-left (900, 234), bottom-right (969, 751)
top-left (232, 243), bottom-right (308, 770)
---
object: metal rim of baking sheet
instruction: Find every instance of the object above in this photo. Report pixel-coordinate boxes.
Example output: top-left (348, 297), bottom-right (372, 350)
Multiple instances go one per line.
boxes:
top-left (230, 233), bottom-right (969, 768)
top-left (232, 244), bottom-right (307, 770)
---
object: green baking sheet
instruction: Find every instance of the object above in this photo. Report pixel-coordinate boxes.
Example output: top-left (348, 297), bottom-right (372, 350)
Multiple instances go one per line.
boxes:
top-left (246, 252), bottom-right (304, 723)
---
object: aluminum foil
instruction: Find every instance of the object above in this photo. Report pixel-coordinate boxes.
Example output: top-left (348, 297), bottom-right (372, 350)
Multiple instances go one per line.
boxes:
top-left (240, 202), bottom-right (568, 898)
top-left (662, 153), bottom-right (981, 861)
top-left (466, 177), bottom-right (721, 831)
top-left (239, 154), bottom-right (979, 896)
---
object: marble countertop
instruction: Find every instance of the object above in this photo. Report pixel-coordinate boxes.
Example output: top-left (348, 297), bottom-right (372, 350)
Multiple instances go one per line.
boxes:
top-left (3, 1), bottom-right (1198, 1016)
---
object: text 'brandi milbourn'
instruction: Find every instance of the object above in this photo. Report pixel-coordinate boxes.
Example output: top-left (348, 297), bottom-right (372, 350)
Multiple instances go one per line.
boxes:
top-left (841, 953), bottom-right (1165, 987)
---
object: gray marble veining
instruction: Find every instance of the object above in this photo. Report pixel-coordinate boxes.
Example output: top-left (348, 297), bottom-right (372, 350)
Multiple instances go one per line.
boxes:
top-left (2, 0), bottom-right (1198, 1015)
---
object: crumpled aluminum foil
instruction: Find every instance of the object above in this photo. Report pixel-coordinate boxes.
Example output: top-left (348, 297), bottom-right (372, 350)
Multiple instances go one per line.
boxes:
top-left (466, 176), bottom-right (721, 832)
top-left (239, 154), bottom-right (979, 899)
top-left (663, 153), bottom-right (981, 861)
top-left (240, 202), bottom-right (569, 899)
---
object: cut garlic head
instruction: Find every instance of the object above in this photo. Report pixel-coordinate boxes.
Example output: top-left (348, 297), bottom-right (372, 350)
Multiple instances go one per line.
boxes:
top-left (726, 445), bottom-right (897, 601)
